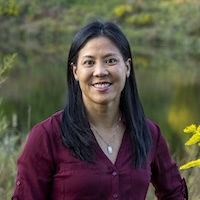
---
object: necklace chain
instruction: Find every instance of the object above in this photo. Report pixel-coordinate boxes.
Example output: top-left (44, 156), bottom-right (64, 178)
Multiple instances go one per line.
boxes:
top-left (91, 116), bottom-right (122, 154)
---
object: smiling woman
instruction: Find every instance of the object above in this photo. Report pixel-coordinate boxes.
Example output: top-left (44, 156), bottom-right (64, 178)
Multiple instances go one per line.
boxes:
top-left (72, 36), bottom-right (130, 107)
top-left (12, 21), bottom-right (188, 200)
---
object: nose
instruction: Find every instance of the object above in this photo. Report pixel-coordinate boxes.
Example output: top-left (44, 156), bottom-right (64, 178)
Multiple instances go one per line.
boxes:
top-left (93, 61), bottom-right (109, 77)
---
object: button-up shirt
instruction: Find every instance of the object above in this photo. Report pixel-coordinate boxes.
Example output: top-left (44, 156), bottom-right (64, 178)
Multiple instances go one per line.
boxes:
top-left (12, 111), bottom-right (187, 199)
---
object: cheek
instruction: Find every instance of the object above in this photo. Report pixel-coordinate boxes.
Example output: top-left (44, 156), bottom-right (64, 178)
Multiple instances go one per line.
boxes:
top-left (76, 70), bottom-right (92, 87)
top-left (113, 72), bottom-right (126, 91)
top-left (119, 71), bottom-right (128, 89)
top-left (118, 69), bottom-right (127, 82)
top-left (121, 77), bottom-right (127, 89)
top-left (74, 68), bottom-right (85, 80)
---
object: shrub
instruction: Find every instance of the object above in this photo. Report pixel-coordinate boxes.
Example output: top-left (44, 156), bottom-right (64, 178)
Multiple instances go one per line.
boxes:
top-left (0, 54), bottom-right (18, 200)
top-left (114, 4), bottom-right (133, 18)
top-left (0, 0), bottom-right (19, 16)
top-left (125, 14), bottom-right (154, 26)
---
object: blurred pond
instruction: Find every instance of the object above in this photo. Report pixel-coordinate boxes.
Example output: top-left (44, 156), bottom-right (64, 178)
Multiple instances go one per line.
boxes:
top-left (0, 39), bottom-right (200, 159)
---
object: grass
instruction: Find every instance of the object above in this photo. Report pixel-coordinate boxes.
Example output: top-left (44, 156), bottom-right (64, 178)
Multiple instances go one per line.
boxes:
top-left (0, 135), bottom-right (22, 199)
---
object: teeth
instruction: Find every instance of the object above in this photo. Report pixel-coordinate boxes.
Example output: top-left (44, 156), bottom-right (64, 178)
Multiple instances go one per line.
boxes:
top-left (93, 83), bottom-right (110, 88)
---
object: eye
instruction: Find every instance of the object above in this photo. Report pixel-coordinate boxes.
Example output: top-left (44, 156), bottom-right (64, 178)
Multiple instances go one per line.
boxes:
top-left (106, 58), bottom-right (117, 65)
top-left (83, 60), bottom-right (95, 67)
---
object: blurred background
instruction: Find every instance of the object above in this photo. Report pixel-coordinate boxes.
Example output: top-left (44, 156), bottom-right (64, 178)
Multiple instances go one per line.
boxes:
top-left (0, 0), bottom-right (199, 199)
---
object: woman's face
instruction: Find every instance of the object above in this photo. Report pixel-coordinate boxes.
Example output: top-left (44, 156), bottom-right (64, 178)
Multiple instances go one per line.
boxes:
top-left (73, 36), bottom-right (130, 108)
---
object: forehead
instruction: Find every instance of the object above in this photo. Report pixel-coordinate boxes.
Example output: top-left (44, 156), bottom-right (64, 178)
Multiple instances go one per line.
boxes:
top-left (78, 36), bottom-right (122, 57)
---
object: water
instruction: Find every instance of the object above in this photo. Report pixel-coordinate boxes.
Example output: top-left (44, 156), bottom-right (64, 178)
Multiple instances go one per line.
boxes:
top-left (0, 39), bottom-right (200, 159)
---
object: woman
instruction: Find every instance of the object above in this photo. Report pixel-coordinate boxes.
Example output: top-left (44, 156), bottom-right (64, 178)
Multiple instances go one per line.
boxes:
top-left (12, 21), bottom-right (188, 200)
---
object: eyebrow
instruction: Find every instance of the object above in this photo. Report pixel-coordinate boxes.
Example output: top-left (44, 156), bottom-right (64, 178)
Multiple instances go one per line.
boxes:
top-left (81, 53), bottom-right (119, 59)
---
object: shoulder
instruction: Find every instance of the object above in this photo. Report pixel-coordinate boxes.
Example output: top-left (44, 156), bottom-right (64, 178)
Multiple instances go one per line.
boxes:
top-left (146, 119), bottom-right (164, 144)
top-left (18, 110), bottom-right (64, 162)
top-left (26, 110), bottom-right (63, 148)
top-left (146, 119), bottom-right (160, 135)
top-left (146, 119), bottom-right (170, 161)
top-left (33, 110), bottom-right (63, 134)
top-left (37, 110), bottom-right (63, 135)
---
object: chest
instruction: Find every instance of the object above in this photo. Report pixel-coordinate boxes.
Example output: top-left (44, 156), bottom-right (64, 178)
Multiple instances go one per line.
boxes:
top-left (93, 124), bottom-right (125, 164)
top-left (50, 132), bottom-right (152, 200)
top-left (51, 162), bottom-right (151, 200)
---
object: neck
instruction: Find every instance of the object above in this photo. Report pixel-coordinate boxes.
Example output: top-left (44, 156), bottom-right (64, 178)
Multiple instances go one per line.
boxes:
top-left (86, 104), bottom-right (121, 129)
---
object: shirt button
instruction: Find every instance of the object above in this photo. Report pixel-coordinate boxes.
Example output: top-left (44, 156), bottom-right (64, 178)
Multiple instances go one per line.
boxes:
top-left (16, 181), bottom-right (21, 186)
top-left (113, 193), bottom-right (118, 198)
top-left (112, 171), bottom-right (117, 176)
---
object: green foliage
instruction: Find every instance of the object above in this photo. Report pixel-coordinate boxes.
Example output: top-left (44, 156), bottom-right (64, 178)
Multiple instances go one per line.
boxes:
top-left (0, 54), bottom-right (20, 200)
top-left (0, 0), bottom-right (19, 16)
top-left (0, 99), bottom-right (9, 136)
top-left (114, 4), bottom-right (133, 18)
top-left (125, 14), bottom-right (154, 26)
top-left (0, 54), bottom-right (15, 136)
top-left (113, 0), bottom-right (200, 47)
top-left (114, 4), bottom-right (154, 26)
top-left (0, 54), bottom-right (16, 85)
top-left (134, 54), bottom-right (151, 68)
top-left (0, 123), bottom-right (20, 199)
top-left (0, 0), bottom-right (200, 48)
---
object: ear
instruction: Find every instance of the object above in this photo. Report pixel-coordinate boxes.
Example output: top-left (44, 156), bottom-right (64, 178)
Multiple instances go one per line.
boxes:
top-left (72, 65), bottom-right (79, 81)
top-left (125, 58), bottom-right (131, 78)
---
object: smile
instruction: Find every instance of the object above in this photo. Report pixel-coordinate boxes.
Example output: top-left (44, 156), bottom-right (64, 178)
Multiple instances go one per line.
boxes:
top-left (93, 83), bottom-right (111, 89)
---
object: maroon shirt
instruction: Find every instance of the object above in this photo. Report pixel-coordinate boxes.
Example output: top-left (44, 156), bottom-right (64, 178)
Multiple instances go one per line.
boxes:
top-left (12, 111), bottom-right (187, 200)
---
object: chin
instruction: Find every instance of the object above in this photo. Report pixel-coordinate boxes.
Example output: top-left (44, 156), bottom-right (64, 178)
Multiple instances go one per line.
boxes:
top-left (94, 97), bottom-right (117, 105)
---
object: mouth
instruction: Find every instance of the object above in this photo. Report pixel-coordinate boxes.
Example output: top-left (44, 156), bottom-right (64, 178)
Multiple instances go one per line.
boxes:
top-left (92, 82), bottom-right (111, 89)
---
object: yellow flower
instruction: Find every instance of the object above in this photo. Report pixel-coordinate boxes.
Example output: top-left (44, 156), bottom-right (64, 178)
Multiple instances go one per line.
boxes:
top-left (114, 4), bottom-right (132, 18)
top-left (180, 124), bottom-right (200, 171)
top-left (185, 132), bottom-right (200, 146)
top-left (180, 159), bottom-right (200, 170)
top-left (183, 124), bottom-right (197, 133)
top-left (197, 125), bottom-right (200, 132)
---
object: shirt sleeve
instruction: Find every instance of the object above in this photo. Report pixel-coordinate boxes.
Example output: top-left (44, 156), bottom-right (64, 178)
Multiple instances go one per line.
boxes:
top-left (150, 122), bottom-right (188, 200)
top-left (12, 123), bottom-right (55, 200)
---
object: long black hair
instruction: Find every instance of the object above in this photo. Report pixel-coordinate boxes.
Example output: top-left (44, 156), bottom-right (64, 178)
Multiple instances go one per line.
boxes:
top-left (61, 21), bottom-right (152, 167)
